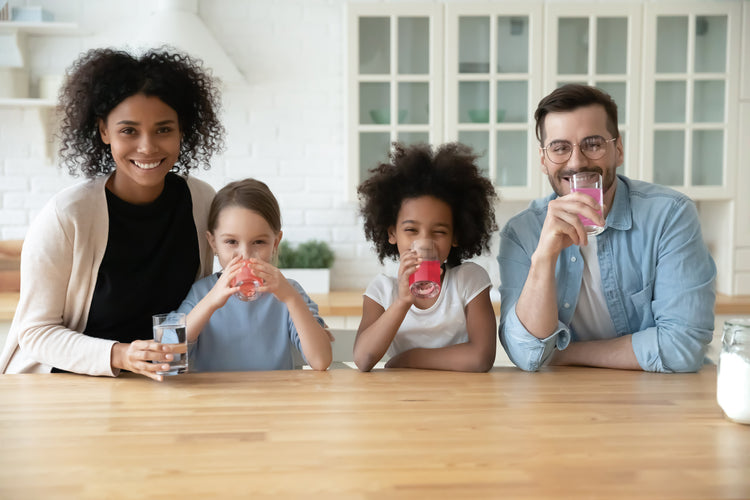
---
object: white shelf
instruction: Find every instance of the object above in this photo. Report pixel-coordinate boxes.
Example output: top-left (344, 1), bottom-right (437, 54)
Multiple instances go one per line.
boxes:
top-left (0, 98), bottom-right (56, 107)
top-left (0, 21), bottom-right (78, 107)
top-left (0, 21), bottom-right (78, 35)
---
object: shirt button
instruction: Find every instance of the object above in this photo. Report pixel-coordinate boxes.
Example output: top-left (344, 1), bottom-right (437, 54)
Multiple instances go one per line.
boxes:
top-left (571, 256), bottom-right (577, 262)
top-left (564, 303), bottom-right (570, 309)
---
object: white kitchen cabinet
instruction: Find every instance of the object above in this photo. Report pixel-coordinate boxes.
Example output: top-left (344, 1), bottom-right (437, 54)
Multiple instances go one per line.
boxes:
top-left (641, 2), bottom-right (741, 200)
top-left (346, 3), bottom-right (443, 200)
top-left (444, 3), bottom-right (543, 200)
top-left (742, 2), bottom-right (750, 102)
top-left (345, 0), bottom-right (746, 295)
top-left (736, 2), bottom-right (750, 250)
top-left (347, 1), bottom-right (743, 201)
top-left (544, 3), bottom-right (642, 183)
top-left (734, 98), bottom-right (750, 294)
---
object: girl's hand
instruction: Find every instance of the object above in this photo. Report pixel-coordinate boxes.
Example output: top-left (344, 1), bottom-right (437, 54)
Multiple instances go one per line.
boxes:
top-left (203, 255), bottom-right (243, 311)
top-left (396, 247), bottom-right (419, 304)
top-left (251, 259), bottom-right (297, 303)
top-left (184, 256), bottom-right (243, 344)
top-left (111, 340), bottom-right (178, 382)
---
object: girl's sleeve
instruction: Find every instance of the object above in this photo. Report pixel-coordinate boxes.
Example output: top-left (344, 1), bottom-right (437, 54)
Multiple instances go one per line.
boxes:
top-left (363, 274), bottom-right (392, 309)
top-left (458, 263), bottom-right (492, 305)
top-left (286, 280), bottom-right (327, 353)
top-left (292, 280), bottom-right (325, 326)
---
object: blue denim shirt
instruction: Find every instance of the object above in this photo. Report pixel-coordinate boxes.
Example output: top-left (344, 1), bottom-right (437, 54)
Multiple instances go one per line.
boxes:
top-left (498, 175), bottom-right (716, 372)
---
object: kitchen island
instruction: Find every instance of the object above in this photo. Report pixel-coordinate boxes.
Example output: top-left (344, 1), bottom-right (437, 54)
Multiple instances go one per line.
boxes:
top-left (1, 366), bottom-right (747, 499)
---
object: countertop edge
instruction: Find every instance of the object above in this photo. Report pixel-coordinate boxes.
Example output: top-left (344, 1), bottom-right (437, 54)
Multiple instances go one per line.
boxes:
top-left (1, 291), bottom-right (749, 321)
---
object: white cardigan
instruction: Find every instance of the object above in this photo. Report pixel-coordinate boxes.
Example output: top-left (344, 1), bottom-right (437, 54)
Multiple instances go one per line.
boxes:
top-left (0, 174), bottom-right (215, 376)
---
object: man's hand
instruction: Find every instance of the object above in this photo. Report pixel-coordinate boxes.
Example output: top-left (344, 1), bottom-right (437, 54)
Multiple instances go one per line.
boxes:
top-left (536, 192), bottom-right (605, 259)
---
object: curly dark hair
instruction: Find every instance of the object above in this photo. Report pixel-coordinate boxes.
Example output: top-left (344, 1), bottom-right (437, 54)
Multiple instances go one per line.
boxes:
top-left (357, 142), bottom-right (498, 267)
top-left (57, 46), bottom-right (225, 177)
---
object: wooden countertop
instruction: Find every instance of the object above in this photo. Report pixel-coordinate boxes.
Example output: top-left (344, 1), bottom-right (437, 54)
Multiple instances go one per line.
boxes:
top-left (0, 292), bottom-right (17, 321)
top-left (313, 290), bottom-right (749, 317)
top-left (714, 293), bottom-right (750, 315)
top-left (2, 290), bottom-right (749, 321)
top-left (0, 367), bottom-right (747, 498)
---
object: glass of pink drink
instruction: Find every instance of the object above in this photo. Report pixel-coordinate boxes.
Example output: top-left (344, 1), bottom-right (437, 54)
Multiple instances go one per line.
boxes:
top-left (409, 239), bottom-right (441, 299)
top-left (570, 172), bottom-right (605, 236)
top-left (231, 259), bottom-right (263, 301)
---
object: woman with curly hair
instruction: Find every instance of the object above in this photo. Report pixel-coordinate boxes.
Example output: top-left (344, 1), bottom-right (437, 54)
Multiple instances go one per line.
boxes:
top-left (0, 47), bottom-right (224, 380)
top-left (354, 142), bottom-right (499, 372)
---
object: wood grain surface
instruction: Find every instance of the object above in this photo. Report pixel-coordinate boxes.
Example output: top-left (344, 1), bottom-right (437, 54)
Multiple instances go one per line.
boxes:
top-left (5, 291), bottom-right (750, 321)
top-left (1, 366), bottom-right (748, 499)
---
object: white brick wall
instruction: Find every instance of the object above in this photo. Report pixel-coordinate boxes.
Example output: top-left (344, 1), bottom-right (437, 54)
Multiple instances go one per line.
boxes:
top-left (0, 0), bottom-right (512, 291)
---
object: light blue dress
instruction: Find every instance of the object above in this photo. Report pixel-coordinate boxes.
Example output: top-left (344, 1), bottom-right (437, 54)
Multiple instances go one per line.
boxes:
top-left (175, 273), bottom-right (325, 372)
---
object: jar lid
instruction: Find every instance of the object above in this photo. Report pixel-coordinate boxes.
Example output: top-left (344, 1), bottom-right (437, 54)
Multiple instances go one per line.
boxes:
top-left (724, 319), bottom-right (750, 346)
top-left (725, 318), bottom-right (750, 328)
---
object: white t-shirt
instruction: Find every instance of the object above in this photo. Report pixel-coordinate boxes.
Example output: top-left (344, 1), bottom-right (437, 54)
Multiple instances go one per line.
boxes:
top-left (364, 262), bottom-right (492, 358)
top-left (570, 237), bottom-right (617, 341)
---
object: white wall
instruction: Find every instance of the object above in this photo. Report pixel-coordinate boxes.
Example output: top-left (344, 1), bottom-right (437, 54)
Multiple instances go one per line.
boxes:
top-left (0, 0), bottom-right (737, 292)
top-left (0, 0), bottom-right (520, 291)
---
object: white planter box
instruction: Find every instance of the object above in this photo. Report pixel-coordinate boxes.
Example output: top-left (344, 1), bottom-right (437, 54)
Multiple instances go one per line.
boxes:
top-left (282, 268), bottom-right (330, 294)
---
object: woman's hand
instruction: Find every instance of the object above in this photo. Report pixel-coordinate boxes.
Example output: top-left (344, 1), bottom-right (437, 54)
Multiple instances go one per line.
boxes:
top-left (111, 341), bottom-right (178, 382)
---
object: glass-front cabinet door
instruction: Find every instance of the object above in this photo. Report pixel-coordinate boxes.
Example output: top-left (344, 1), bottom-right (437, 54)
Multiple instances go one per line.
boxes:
top-left (642, 2), bottom-right (741, 199)
top-left (347, 4), bottom-right (443, 199)
top-left (545, 3), bottom-right (642, 183)
top-left (347, 1), bottom-right (742, 203)
top-left (445, 3), bottom-right (543, 200)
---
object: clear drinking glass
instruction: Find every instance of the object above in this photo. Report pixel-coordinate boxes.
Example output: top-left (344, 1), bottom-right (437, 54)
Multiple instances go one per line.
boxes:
top-left (232, 258), bottom-right (263, 302)
top-left (570, 171), bottom-right (605, 236)
top-left (409, 239), bottom-right (441, 299)
top-left (152, 312), bottom-right (188, 376)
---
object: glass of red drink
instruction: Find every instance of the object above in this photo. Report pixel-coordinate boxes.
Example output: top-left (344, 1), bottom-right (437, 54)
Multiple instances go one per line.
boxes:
top-left (409, 239), bottom-right (441, 299)
top-left (232, 259), bottom-right (262, 301)
top-left (570, 171), bottom-right (605, 236)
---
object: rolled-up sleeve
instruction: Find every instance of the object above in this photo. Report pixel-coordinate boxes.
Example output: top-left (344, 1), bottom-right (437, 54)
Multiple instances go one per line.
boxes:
top-left (498, 223), bottom-right (571, 371)
top-left (630, 198), bottom-right (716, 373)
top-left (501, 305), bottom-right (571, 371)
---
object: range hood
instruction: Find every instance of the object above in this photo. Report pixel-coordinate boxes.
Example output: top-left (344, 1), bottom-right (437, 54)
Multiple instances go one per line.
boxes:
top-left (89, 0), bottom-right (244, 85)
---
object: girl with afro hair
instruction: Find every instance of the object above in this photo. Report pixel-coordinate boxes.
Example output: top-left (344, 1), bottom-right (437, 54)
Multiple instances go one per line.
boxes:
top-left (1, 47), bottom-right (224, 380)
top-left (354, 142), bottom-right (499, 372)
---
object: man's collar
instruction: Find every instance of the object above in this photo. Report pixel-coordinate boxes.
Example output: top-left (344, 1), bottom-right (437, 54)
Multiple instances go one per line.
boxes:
top-left (604, 175), bottom-right (632, 231)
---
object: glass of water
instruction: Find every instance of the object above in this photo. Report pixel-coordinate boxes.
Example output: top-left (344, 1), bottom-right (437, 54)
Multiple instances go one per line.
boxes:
top-left (152, 312), bottom-right (188, 375)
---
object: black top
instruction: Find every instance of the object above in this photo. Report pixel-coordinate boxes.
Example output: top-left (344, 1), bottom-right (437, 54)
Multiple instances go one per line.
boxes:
top-left (83, 173), bottom-right (200, 344)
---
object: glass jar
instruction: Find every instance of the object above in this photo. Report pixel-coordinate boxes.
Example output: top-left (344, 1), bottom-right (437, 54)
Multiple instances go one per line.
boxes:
top-left (717, 318), bottom-right (750, 424)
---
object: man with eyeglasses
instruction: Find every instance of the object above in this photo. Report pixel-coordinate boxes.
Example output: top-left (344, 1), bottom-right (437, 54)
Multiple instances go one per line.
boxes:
top-left (498, 84), bottom-right (716, 372)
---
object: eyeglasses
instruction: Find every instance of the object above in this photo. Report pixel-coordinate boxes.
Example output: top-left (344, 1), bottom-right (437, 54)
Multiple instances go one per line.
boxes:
top-left (541, 136), bottom-right (617, 165)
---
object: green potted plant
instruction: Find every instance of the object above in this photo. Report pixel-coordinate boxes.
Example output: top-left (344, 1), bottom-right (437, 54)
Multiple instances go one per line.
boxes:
top-left (277, 239), bottom-right (334, 293)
